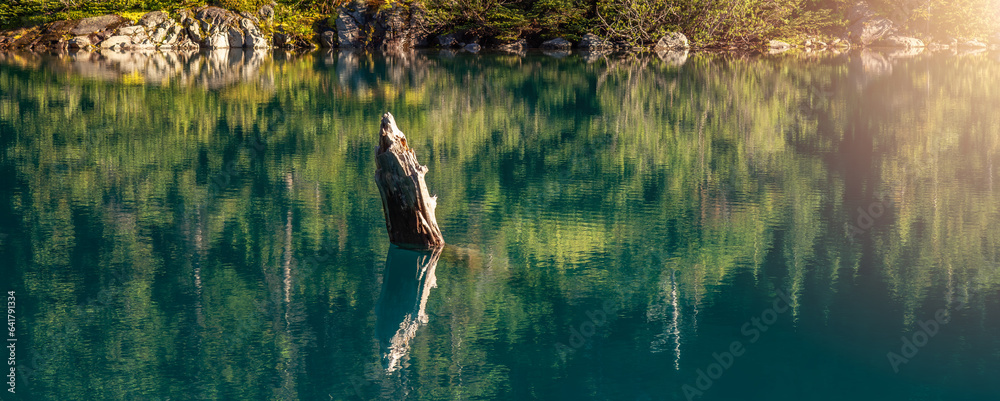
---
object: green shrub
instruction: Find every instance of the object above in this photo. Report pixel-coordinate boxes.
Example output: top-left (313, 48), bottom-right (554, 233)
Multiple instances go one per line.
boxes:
top-left (424, 0), bottom-right (532, 40)
top-left (893, 0), bottom-right (998, 39)
top-left (531, 0), bottom-right (590, 40)
top-left (596, 0), bottom-right (676, 45)
top-left (214, 0), bottom-right (270, 13)
top-left (597, 0), bottom-right (838, 47)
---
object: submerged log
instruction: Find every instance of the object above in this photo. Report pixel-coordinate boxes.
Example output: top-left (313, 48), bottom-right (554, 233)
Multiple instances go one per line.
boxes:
top-left (374, 112), bottom-right (445, 248)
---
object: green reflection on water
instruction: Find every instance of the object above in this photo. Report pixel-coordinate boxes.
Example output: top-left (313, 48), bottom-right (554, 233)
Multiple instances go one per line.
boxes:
top-left (0, 48), bottom-right (999, 401)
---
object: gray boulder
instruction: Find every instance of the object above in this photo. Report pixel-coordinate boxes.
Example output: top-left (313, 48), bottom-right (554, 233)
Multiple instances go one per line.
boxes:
top-left (239, 18), bottom-right (254, 31)
top-left (847, 1), bottom-right (894, 46)
top-left (196, 6), bottom-right (237, 27)
top-left (161, 33), bottom-right (177, 47)
top-left (245, 29), bottom-right (268, 48)
top-left (343, 0), bottom-right (368, 26)
top-left (769, 40), bottom-right (791, 50)
top-left (151, 27), bottom-right (167, 43)
top-left (117, 25), bottom-right (145, 36)
top-left (128, 39), bottom-right (156, 50)
top-left (161, 26), bottom-right (181, 46)
top-left (187, 24), bottom-right (203, 43)
top-left (99, 35), bottom-right (132, 49)
top-left (335, 12), bottom-right (362, 48)
top-left (68, 36), bottom-right (92, 49)
top-left (850, 18), bottom-right (894, 45)
top-left (578, 33), bottom-right (611, 50)
top-left (139, 11), bottom-right (169, 28)
top-left (541, 37), bottom-right (571, 50)
top-left (204, 32), bottom-right (229, 49)
top-left (464, 43), bottom-right (481, 52)
top-left (872, 35), bottom-right (924, 48)
top-left (71, 15), bottom-right (128, 36)
top-left (374, 3), bottom-right (409, 50)
top-left (228, 26), bottom-right (244, 48)
top-left (408, 5), bottom-right (431, 47)
top-left (258, 4), bottom-right (274, 21)
top-left (655, 32), bottom-right (689, 50)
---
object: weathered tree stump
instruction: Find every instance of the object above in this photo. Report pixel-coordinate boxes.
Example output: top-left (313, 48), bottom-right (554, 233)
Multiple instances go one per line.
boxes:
top-left (374, 112), bottom-right (445, 248)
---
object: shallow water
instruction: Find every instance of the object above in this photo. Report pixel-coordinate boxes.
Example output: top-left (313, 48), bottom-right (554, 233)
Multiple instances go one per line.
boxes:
top-left (1, 48), bottom-right (999, 401)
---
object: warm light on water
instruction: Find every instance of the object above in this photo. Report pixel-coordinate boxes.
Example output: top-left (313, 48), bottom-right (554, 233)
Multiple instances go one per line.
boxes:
top-left (0, 48), bottom-right (999, 400)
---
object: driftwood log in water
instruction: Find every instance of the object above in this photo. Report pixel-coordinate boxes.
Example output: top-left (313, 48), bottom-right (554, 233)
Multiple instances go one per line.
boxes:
top-left (374, 112), bottom-right (445, 248)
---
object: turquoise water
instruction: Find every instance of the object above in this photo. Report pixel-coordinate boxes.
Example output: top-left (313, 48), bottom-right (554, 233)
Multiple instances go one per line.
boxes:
top-left (0, 48), bottom-right (999, 401)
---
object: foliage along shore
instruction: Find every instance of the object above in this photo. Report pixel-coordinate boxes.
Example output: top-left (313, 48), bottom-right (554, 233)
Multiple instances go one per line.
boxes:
top-left (0, 0), bottom-right (998, 53)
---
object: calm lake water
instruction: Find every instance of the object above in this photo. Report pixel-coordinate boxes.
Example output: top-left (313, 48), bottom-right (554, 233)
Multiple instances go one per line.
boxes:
top-left (1, 48), bottom-right (999, 401)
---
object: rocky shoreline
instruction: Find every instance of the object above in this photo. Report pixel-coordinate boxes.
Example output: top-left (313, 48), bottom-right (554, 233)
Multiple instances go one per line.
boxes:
top-left (1, 2), bottom-right (997, 55)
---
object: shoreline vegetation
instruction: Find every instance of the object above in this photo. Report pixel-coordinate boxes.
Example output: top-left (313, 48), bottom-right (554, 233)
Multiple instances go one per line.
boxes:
top-left (0, 0), bottom-right (998, 53)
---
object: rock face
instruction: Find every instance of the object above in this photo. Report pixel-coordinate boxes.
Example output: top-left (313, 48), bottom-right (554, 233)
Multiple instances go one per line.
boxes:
top-left (227, 26), bottom-right (245, 47)
top-left (102, 11), bottom-right (200, 50)
top-left (68, 36), bottom-right (92, 49)
top-left (655, 32), bottom-right (689, 50)
top-left (196, 6), bottom-right (237, 27)
top-left (320, 30), bottom-right (337, 48)
top-left (578, 33), bottom-right (611, 50)
top-left (336, 12), bottom-right (363, 48)
top-left (872, 35), bottom-right (924, 48)
top-left (330, 1), bottom-right (427, 50)
top-left (0, 3), bottom-right (427, 52)
top-left (204, 32), bottom-right (229, 49)
top-left (71, 15), bottom-right (129, 36)
top-left (186, 24), bottom-right (204, 43)
top-left (243, 20), bottom-right (268, 49)
top-left (376, 3), bottom-right (421, 50)
top-left (847, 1), bottom-right (895, 46)
top-left (186, 7), bottom-right (269, 49)
top-left (100, 35), bottom-right (132, 49)
top-left (138, 11), bottom-right (169, 28)
top-left (541, 37), bottom-right (571, 50)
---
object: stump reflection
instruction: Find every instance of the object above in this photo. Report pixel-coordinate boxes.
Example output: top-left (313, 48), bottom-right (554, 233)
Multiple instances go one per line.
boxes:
top-left (375, 245), bottom-right (443, 372)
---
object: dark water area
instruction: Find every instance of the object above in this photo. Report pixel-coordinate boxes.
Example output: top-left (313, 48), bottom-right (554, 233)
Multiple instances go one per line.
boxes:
top-left (0, 47), bottom-right (999, 401)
